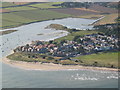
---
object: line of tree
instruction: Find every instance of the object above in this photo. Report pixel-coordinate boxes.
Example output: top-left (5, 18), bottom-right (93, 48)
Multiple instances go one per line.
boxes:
top-left (53, 2), bottom-right (92, 9)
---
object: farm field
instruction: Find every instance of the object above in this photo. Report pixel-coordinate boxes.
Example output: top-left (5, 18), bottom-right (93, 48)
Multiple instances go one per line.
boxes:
top-left (76, 13), bottom-right (118, 25)
top-left (1, 2), bottom-right (32, 8)
top-left (73, 52), bottom-right (119, 68)
top-left (28, 2), bottom-right (63, 9)
top-left (1, 9), bottom-right (71, 29)
top-left (5, 6), bottom-right (37, 11)
top-left (93, 13), bottom-right (118, 25)
top-left (1, 2), bottom-right (118, 29)
top-left (50, 8), bottom-right (100, 16)
top-left (76, 14), bottom-right (104, 19)
top-left (74, 8), bottom-right (100, 13)
top-left (89, 4), bottom-right (118, 14)
top-left (0, 9), bottom-right (10, 13)
top-left (1, 2), bottom-right (16, 7)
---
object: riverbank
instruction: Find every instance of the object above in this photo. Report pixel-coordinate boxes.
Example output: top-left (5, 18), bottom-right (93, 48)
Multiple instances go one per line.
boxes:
top-left (1, 57), bottom-right (118, 71)
top-left (2, 16), bottom-right (71, 29)
top-left (0, 30), bottom-right (18, 35)
top-left (1, 14), bottom-right (110, 30)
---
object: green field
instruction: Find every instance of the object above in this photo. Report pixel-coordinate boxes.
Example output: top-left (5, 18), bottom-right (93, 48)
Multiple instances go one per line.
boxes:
top-left (45, 24), bottom-right (68, 30)
top-left (1, 9), bottom-right (71, 29)
top-left (48, 24), bottom-right (100, 43)
top-left (73, 52), bottom-right (119, 68)
top-left (54, 30), bottom-right (99, 43)
top-left (1, 2), bottom-right (16, 7)
top-left (28, 2), bottom-right (63, 9)
top-left (1, 2), bottom-right (63, 12)
top-left (5, 6), bottom-right (37, 11)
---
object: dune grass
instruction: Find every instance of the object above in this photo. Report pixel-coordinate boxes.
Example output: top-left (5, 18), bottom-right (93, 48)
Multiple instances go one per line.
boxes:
top-left (7, 51), bottom-right (119, 68)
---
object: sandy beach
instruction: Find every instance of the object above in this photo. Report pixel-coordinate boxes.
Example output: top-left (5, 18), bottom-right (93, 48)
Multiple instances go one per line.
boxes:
top-left (1, 57), bottom-right (119, 71)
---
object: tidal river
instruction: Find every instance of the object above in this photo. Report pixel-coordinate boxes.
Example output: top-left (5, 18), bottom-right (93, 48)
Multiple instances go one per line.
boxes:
top-left (0, 18), bottom-right (119, 88)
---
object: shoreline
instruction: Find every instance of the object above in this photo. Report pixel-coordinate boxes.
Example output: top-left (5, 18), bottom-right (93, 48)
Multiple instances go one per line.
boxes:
top-left (90, 16), bottom-right (105, 26)
top-left (1, 17), bottom-right (72, 30)
top-left (1, 16), bottom-right (118, 72)
top-left (1, 57), bottom-right (119, 72)
top-left (2, 16), bottom-right (102, 30)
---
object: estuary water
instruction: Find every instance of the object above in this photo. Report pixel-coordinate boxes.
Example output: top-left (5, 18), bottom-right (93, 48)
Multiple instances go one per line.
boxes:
top-left (1, 18), bottom-right (97, 57)
top-left (2, 63), bottom-right (119, 88)
top-left (0, 18), bottom-right (119, 88)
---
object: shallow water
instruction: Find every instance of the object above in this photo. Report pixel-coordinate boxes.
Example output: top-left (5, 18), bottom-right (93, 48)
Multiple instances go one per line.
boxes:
top-left (2, 63), bottom-right (119, 88)
top-left (1, 18), bottom-right (119, 88)
top-left (1, 18), bottom-right (97, 57)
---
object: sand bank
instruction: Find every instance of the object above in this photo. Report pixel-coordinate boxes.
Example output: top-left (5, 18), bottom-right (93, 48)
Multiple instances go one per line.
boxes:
top-left (1, 57), bottom-right (119, 71)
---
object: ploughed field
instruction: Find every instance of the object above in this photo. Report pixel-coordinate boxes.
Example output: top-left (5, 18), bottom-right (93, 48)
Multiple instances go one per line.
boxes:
top-left (49, 8), bottom-right (100, 16)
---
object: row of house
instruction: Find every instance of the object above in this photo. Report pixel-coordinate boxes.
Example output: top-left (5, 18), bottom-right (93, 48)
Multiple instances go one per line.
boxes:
top-left (14, 33), bottom-right (118, 58)
top-left (79, 34), bottom-right (118, 52)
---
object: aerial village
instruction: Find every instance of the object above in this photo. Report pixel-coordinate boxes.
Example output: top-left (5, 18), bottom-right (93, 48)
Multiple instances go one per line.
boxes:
top-left (13, 33), bottom-right (118, 61)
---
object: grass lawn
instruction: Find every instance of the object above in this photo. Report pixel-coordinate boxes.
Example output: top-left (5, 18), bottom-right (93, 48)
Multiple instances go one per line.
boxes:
top-left (73, 52), bottom-right (119, 68)
top-left (28, 2), bottom-right (63, 9)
